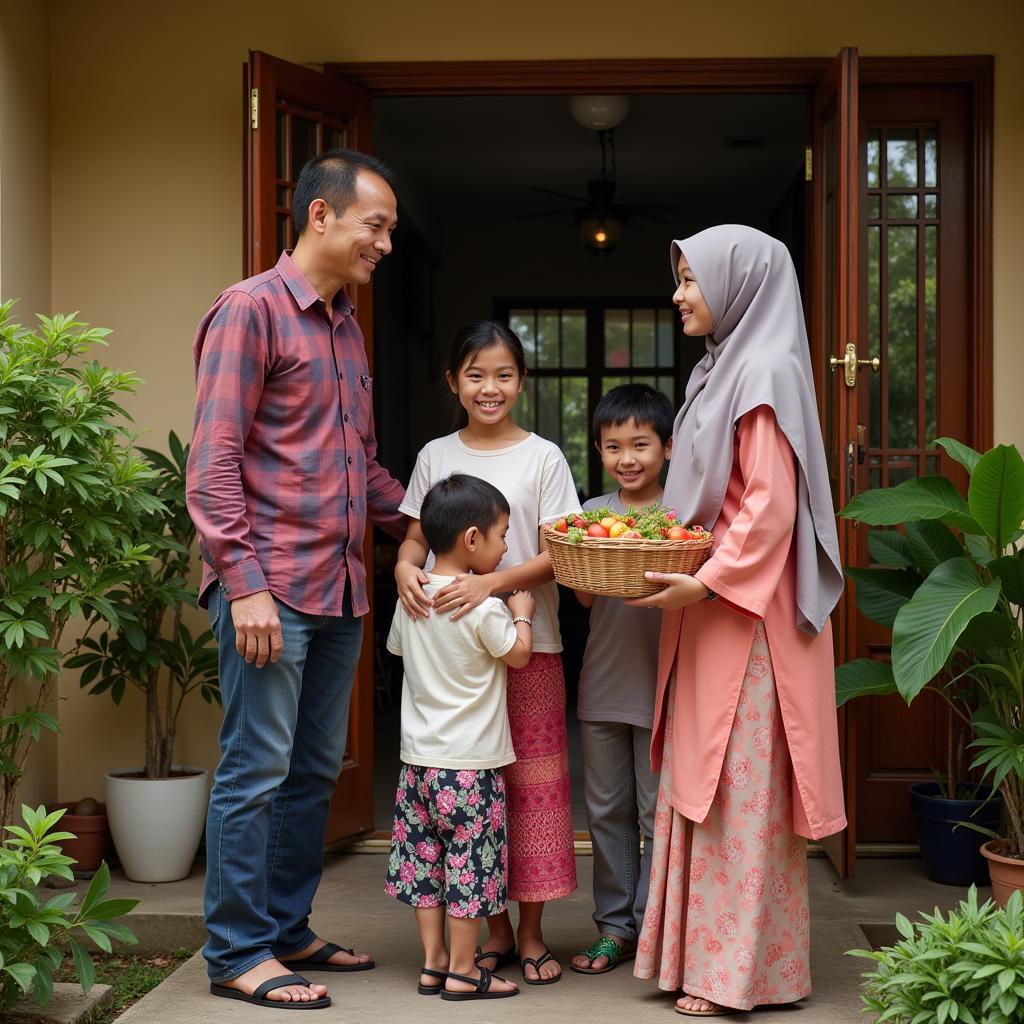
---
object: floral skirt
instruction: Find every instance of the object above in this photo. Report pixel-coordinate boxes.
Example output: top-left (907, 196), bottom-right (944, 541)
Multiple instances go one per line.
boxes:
top-left (634, 623), bottom-right (811, 1011)
top-left (504, 652), bottom-right (577, 902)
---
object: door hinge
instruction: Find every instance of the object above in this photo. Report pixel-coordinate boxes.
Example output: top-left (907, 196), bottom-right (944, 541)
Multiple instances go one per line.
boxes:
top-left (805, 146), bottom-right (813, 182)
top-left (250, 88), bottom-right (259, 130)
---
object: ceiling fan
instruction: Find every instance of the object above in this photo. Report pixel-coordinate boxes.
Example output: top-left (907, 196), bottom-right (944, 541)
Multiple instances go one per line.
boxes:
top-left (524, 97), bottom-right (679, 253)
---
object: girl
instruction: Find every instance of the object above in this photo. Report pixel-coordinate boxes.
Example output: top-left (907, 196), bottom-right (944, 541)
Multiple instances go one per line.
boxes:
top-left (395, 320), bottom-right (580, 985)
top-left (628, 226), bottom-right (846, 1016)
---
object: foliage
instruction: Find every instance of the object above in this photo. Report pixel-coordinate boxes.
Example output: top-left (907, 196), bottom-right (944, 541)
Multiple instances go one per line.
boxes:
top-left (848, 886), bottom-right (1024, 1024)
top-left (0, 804), bottom-right (138, 1011)
top-left (0, 303), bottom-right (161, 823)
top-left (837, 439), bottom-right (1024, 855)
top-left (65, 433), bottom-right (219, 779)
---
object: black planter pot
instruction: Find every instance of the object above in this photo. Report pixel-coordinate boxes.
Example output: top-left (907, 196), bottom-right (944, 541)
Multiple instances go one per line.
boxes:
top-left (909, 781), bottom-right (1003, 886)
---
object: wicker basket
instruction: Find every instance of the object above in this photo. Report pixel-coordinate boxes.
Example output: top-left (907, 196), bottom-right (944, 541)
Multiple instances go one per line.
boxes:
top-left (544, 526), bottom-right (714, 598)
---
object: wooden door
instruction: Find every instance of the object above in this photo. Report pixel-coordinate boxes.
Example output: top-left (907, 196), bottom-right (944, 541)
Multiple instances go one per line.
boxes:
top-left (851, 86), bottom-right (973, 842)
top-left (810, 47), bottom-right (860, 878)
top-left (244, 50), bottom-right (376, 842)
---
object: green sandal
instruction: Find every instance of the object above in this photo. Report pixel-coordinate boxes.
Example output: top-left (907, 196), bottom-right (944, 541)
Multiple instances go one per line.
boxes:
top-left (569, 936), bottom-right (636, 975)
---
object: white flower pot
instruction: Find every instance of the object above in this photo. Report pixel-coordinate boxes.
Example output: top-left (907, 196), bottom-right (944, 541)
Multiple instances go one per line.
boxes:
top-left (105, 766), bottom-right (209, 882)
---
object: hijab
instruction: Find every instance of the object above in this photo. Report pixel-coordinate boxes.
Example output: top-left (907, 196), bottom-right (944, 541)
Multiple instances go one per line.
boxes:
top-left (662, 224), bottom-right (843, 636)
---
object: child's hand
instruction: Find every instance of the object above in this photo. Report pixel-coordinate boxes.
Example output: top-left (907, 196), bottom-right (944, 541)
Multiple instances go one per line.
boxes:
top-left (395, 559), bottom-right (433, 619)
top-left (507, 590), bottom-right (536, 620)
top-left (433, 573), bottom-right (494, 621)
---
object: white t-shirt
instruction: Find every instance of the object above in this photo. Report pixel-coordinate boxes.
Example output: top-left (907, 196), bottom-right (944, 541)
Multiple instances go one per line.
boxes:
top-left (399, 431), bottom-right (582, 654)
top-left (387, 574), bottom-right (518, 770)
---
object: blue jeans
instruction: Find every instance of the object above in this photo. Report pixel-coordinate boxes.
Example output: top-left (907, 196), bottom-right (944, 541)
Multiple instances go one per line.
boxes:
top-left (202, 585), bottom-right (363, 982)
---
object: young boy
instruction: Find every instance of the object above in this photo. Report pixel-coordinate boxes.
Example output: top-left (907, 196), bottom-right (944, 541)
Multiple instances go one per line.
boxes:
top-left (385, 473), bottom-right (535, 1001)
top-left (569, 383), bottom-right (674, 975)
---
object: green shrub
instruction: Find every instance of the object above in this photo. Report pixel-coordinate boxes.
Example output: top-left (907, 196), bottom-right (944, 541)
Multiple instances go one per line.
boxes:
top-left (849, 885), bottom-right (1024, 1024)
top-left (0, 804), bottom-right (138, 1011)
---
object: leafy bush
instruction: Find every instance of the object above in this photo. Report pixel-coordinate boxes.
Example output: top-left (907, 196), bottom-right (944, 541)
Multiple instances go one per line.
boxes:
top-left (66, 433), bottom-right (220, 779)
top-left (0, 804), bottom-right (138, 1011)
top-left (849, 886), bottom-right (1024, 1024)
top-left (837, 439), bottom-right (1024, 854)
top-left (0, 303), bottom-right (160, 822)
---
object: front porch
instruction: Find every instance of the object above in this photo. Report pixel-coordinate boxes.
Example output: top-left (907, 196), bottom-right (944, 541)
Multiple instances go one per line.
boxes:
top-left (45, 853), bottom-right (984, 1023)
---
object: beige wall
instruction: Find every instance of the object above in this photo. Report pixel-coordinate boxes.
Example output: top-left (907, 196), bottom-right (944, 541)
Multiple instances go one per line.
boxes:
top-left (0, 0), bottom-right (56, 811)
top-left (5, 0), bottom-right (1018, 799)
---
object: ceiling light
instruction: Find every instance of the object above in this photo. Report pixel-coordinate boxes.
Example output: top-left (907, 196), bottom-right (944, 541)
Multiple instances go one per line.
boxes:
top-left (581, 215), bottom-right (623, 253)
top-left (569, 95), bottom-right (630, 132)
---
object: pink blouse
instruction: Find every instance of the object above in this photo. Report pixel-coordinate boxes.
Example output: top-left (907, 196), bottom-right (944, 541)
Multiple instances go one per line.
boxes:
top-left (651, 405), bottom-right (846, 840)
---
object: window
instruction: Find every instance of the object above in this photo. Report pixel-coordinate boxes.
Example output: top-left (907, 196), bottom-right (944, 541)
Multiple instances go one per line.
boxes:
top-left (497, 300), bottom-right (683, 497)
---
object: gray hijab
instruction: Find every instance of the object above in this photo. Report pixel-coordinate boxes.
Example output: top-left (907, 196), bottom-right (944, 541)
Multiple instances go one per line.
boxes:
top-left (663, 224), bottom-right (842, 636)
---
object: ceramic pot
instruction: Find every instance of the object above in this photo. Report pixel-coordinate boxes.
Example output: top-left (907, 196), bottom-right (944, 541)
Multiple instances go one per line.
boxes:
top-left (980, 839), bottom-right (1024, 907)
top-left (105, 767), bottom-right (209, 882)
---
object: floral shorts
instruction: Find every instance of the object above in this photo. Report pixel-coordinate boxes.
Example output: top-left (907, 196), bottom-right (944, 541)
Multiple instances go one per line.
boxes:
top-left (385, 763), bottom-right (509, 918)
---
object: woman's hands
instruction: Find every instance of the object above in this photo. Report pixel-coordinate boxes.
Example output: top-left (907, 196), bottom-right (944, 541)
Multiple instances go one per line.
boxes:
top-left (395, 559), bottom-right (433, 619)
top-left (624, 572), bottom-right (709, 612)
top-left (433, 573), bottom-right (495, 620)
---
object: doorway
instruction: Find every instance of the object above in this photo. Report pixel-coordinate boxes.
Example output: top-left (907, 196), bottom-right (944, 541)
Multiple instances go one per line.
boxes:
top-left (367, 90), bottom-right (810, 833)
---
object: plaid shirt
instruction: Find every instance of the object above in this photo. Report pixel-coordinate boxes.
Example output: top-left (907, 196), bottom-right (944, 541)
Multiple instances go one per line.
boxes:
top-left (186, 252), bottom-right (406, 617)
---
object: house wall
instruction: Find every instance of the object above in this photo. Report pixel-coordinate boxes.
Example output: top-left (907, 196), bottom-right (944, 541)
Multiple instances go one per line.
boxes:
top-left (2, 0), bottom-right (1020, 801)
top-left (0, 0), bottom-right (56, 812)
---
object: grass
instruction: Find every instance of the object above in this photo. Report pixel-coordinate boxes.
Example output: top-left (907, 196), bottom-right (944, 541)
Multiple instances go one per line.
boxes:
top-left (53, 948), bottom-right (195, 1023)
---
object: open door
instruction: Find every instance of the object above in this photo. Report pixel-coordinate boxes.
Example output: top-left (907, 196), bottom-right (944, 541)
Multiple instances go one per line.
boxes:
top-left (244, 50), bottom-right (376, 842)
top-left (810, 47), bottom-right (860, 878)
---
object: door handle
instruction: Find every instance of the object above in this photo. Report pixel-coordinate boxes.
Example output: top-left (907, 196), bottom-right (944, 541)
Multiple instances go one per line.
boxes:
top-left (830, 342), bottom-right (880, 388)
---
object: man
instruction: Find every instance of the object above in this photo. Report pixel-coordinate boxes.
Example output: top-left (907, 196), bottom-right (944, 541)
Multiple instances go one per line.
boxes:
top-left (186, 149), bottom-right (405, 1009)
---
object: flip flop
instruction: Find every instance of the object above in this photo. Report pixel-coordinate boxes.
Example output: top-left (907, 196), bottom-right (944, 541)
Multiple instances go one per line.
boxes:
top-left (440, 966), bottom-right (518, 1001)
top-left (284, 941), bottom-right (375, 973)
top-left (210, 973), bottom-right (331, 1010)
top-left (675, 995), bottom-right (729, 1017)
top-left (569, 936), bottom-right (636, 975)
top-left (474, 944), bottom-right (517, 969)
top-left (520, 947), bottom-right (561, 985)
top-left (417, 967), bottom-right (447, 996)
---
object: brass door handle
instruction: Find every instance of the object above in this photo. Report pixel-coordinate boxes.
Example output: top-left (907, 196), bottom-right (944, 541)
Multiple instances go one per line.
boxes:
top-left (830, 342), bottom-right (880, 387)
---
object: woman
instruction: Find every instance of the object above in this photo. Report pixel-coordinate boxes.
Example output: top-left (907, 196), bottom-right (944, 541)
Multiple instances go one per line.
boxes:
top-left (628, 225), bottom-right (846, 1017)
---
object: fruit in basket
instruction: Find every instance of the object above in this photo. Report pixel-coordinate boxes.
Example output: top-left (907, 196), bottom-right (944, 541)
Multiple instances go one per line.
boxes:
top-left (558, 504), bottom-right (710, 545)
top-left (553, 518), bottom-right (569, 533)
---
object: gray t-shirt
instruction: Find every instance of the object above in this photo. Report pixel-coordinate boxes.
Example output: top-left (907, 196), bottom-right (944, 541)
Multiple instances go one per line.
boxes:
top-left (577, 491), bottom-right (662, 728)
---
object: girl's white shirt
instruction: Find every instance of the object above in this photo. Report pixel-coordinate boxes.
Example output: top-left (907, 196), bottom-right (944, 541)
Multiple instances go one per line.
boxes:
top-left (400, 431), bottom-right (582, 654)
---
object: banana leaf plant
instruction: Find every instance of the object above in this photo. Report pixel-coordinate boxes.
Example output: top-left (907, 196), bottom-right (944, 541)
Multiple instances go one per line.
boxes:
top-left (836, 438), bottom-right (1024, 858)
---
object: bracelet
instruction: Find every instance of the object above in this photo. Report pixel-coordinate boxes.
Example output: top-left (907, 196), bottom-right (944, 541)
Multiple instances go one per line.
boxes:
top-left (511, 616), bottom-right (533, 626)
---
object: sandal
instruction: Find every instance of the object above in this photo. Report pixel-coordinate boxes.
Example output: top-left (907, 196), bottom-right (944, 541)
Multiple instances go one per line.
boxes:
top-left (569, 936), bottom-right (636, 975)
top-left (474, 944), bottom-right (517, 969)
top-left (675, 994), bottom-right (729, 1017)
top-left (210, 973), bottom-right (331, 1010)
top-left (417, 967), bottom-right (447, 996)
top-left (520, 947), bottom-right (561, 985)
top-left (440, 966), bottom-right (518, 1001)
top-left (283, 941), bottom-right (375, 973)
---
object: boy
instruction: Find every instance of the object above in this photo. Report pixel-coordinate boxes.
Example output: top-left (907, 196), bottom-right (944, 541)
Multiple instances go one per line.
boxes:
top-left (385, 474), bottom-right (534, 1001)
top-left (569, 383), bottom-right (674, 975)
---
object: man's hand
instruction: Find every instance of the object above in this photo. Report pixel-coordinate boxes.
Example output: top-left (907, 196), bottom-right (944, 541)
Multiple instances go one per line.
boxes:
top-left (230, 591), bottom-right (283, 667)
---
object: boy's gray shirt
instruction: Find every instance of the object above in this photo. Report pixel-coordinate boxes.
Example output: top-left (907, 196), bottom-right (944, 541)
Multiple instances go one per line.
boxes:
top-left (577, 490), bottom-right (661, 729)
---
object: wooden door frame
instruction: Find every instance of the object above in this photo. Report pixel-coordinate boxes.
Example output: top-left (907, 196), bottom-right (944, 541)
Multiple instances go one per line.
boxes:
top-left (328, 55), bottom-right (992, 445)
top-left (324, 55), bottom-right (993, 849)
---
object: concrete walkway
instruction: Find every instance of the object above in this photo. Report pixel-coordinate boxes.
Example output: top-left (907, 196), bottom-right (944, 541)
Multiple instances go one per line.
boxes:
top-left (73, 852), bottom-right (986, 1024)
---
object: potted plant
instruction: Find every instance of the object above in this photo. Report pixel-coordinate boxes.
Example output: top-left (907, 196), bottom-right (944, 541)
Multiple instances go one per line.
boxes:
top-left (847, 885), bottom-right (1024, 1024)
top-left (66, 432), bottom-right (220, 882)
top-left (52, 796), bottom-right (112, 875)
top-left (0, 303), bottom-right (158, 827)
top-left (837, 438), bottom-right (1024, 900)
